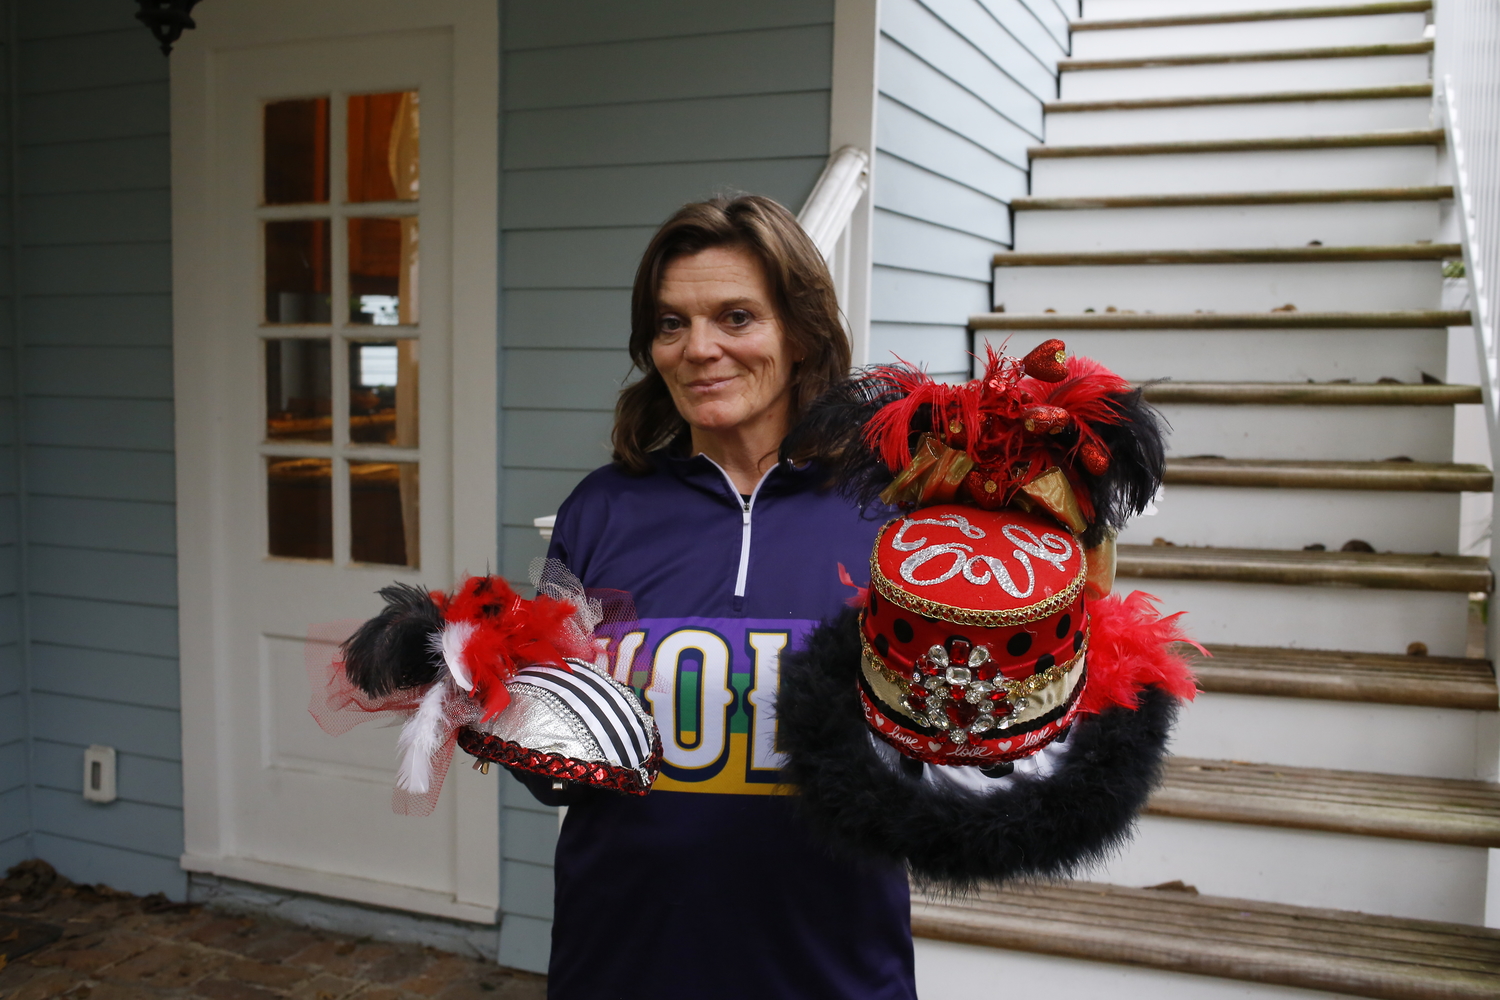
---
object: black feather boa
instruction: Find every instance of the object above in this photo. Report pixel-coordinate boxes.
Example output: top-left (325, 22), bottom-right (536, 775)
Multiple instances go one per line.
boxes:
top-left (775, 608), bottom-right (1178, 886)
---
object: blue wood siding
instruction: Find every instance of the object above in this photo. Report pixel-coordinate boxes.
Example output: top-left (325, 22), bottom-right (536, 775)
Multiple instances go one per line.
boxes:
top-left (495, 0), bottom-right (835, 970)
top-left (0, 15), bottom-right (24, 874)
top-left (1, 0), bottom-right (181, 896)
top-left (872, 0), bottom-right (1069, 376)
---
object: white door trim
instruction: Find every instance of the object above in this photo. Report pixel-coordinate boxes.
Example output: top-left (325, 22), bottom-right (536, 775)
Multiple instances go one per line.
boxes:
top-left (171, 0), bottom-right (499, 919)
top-left (179, 852), bottom-right (496, 924)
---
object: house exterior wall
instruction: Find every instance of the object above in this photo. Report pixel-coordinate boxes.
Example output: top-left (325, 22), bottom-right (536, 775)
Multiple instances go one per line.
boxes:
top-left (0, 1), bottom-right (181, 896)
top-left (492, 0), bottom-right (838, 968)
top-left (872, 0), bottom-right (1074, 377)
top-left (0, 6), bottom-right (20, 874)
top-left (0, 0), bottom-right (1081, 965)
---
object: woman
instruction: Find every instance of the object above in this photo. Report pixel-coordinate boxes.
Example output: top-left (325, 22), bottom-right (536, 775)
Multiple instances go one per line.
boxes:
top-left (535, 196), bottom-right (917, 999)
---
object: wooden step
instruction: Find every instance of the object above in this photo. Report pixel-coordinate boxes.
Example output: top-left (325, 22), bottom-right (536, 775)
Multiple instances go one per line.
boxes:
top-left (1188, 643), bottom-right (1497, 709)
top-left (1031, 130), bottom-right (1444, 159)
top-left (1014, 185), bottom-right (1451, 211)
top-left (1045, 83), bottom-right (1432, 114)
top-left (1115, 544), bottom-right (1492, 592)
top-left (1072, 0), bottom-right (1431, 33)
top-left (1059, 39), bottom-right (1433, 72)
top-left (993, 244), bottom-right (1458, 266)
top-left (1151, 758), bottom-right (1500, 847)
top-left (1163, 458), bottom-right (1493, 492)
top-left (971, 309), bottom-right (1472, 330)
top-left (1142, 381), bottom-right (1481, 405)
top-left (911, 880), bottom-right (1500, 1000)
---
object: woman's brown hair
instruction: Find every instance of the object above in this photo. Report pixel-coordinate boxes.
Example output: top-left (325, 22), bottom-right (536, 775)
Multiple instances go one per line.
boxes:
top-left (611, 194), bottom-right (851, 473)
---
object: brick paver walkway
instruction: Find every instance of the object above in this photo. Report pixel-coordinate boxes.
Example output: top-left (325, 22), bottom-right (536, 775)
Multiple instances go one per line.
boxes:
top-left (0, 862), bottom-right (545, 1000)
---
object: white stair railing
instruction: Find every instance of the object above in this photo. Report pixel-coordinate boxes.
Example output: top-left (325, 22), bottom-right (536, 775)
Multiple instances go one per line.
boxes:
top-left (798, 145), bottom-right (871, 259)
top-left (1443, 74), bottom-right (1498, 449)
top-left (1435, 10), bottom-right (1500, 618)
top-left (799, 145), bottom-right (872, 365)
top-left (1435, 0), bottom-right (1500, 928)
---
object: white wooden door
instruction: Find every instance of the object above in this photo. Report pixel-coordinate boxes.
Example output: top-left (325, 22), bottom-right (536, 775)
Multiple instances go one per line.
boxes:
top-left (172, 1), bottom-right (499, 921)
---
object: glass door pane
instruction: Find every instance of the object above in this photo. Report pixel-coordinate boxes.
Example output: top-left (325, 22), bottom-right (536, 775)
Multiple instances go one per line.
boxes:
top-left (350, 460), bottom-right (419, 567)
top-left (348, 339), bottom-right (418, 445)
top-left (347, 91), bottom-right (419, 202)
top-left (265, 220), bottom-right (332, 323)
top-left (265, 338), bottom-right (332, 441)
top-left (263, 97), bottom-right (330, 205)
top-left (267, 457), bottom-right (333, 560)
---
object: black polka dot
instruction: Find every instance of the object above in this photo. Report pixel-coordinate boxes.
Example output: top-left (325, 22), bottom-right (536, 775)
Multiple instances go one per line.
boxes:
top-left (1054, 725), bottom-right (1072, 744)
top-left (1074, 630), bottom-right (1085, 652)
top-left (1033, 653), bottom-right (1055, 675)
top-left (868, 590), bottom-right (879, 613)
top-left (1006, 632), bottom-right (1032, 657)
top-left (980, 762), bottom-right (1015, 779)
top-left (893, 619), bottom-right (914, 644)
top-left (1055, 614), bottom-right (1072, 639)
top-left (873, 634), bottom-right (889, 656)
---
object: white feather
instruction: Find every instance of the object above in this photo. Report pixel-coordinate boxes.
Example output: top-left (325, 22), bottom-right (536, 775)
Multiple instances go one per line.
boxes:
top-left (396, 676), bottom-right (452, 794)
top-left (432, 619), bottom-right (476, 691)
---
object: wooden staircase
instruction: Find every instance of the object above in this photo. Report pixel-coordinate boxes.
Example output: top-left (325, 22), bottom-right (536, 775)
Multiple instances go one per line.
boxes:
top-left (915, 0), bottom-right (1500, 994)
top-left (914, 881), bottom-right (1500, 1000)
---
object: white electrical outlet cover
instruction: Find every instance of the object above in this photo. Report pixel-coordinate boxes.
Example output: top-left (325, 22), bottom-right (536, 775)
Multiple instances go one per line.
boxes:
top-left (83, 745), bottom-right (117, 803)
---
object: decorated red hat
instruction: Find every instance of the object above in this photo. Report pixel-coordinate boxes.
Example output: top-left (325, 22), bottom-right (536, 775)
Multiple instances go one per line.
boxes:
top-left (773, 341), bottom-right (1201, 884)
top-left (797, 341), bottom-right (1186, 770)
top-left (860, 505), bottom-right (1089, 764)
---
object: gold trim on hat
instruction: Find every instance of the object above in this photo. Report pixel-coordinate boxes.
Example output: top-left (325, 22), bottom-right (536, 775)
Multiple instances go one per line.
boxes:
top-left (868, 519), bottom-right (1088, 628)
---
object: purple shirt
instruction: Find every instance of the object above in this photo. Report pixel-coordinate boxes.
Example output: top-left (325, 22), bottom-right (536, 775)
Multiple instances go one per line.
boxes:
top-left (543, 453), bottom-right (916, 1000)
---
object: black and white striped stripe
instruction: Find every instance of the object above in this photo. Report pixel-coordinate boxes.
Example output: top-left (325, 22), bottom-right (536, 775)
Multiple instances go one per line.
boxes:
top-left (512, 662), bottom-right (652, 768)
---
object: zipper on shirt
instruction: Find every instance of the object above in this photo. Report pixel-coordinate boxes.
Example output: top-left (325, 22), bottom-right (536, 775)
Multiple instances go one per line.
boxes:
top-left (703, 458), bottom-right (775, 610)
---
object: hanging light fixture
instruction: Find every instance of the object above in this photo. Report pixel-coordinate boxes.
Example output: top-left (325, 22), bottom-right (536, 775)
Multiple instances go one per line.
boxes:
top-left (135, 0), bottom-right (203, 56)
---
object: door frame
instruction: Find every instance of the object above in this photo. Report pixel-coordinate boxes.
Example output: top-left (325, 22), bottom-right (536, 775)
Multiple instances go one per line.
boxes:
top-left (170, 0), bottom-right (500, 920)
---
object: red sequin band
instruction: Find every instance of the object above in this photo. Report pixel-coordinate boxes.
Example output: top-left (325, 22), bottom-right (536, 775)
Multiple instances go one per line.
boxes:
top-left (455, 726), bottom-right (662, 797)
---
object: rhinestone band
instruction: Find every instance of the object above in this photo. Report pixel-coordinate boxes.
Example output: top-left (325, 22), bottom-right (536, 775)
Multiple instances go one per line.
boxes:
top-left (860, 627), bottom-right (1087, 743)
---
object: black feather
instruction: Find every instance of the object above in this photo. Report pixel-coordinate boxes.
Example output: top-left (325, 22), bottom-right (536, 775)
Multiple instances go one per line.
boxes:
top-left (780, 369), bottom-right (908, 506)
top-left (1081, 387), bottom-right (1168, 547)
top-left (341, 582), bottom-right (445, 697)
top-left (775, 609), bottom-right (1177, 887)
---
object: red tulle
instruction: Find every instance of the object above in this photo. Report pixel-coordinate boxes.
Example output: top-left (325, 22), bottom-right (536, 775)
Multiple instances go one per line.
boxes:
top-left (438, 575), bottom-right (595, 722)
top-left (1077, 590), bottom-right (1203, 715)
top-left (862, 345), bottom-right (1134, 510)
top-left (305, 619), bottom-right (450, 816)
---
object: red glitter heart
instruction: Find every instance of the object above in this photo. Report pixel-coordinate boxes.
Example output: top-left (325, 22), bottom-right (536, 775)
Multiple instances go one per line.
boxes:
top-left (1022, 405), bottom-right (1071, 435)
top-left (1022, 339), bottom-right (1068, 382)
top-left (964, 469), bottom-right (1008, 509)
top-left (1080, 440), bottom-right (1110, 475)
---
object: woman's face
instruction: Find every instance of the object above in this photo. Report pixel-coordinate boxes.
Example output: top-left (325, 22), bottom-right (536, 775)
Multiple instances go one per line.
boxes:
top-left (651, 245), bottom-right (799, 439)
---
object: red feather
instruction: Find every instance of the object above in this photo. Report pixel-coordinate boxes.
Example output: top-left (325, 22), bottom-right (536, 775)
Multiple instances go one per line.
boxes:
top-left (438, 575), bottom-right (595, 722)
top-left (837, 562), bottom-right (869, 608)
top-left (859, 345), bottom-right (1140, 518)
top-left (1077, 590), bottom-right (1201, 715)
